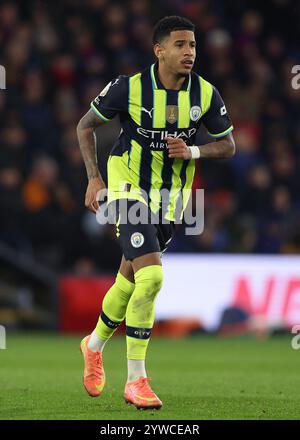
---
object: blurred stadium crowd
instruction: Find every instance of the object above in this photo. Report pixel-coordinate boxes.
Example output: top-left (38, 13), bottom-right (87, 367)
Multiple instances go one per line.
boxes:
top-left (1, 0), bottom-right (300, 275)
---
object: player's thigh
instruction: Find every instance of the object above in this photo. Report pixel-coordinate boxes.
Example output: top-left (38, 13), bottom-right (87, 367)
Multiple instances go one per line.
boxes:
top-left (119, 255), bottom-right (135, 283)
top-left (131, 252), bottom-right (161, 274)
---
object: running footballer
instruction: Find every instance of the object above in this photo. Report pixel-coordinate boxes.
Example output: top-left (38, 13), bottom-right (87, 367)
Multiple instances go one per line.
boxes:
top-left (77, 15), bottom-right (235, 410)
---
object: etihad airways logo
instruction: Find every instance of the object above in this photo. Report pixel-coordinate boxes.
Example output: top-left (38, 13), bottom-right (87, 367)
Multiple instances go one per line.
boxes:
top-left (137, 128), bottom-right (196, 140)
top-left (137, 127), bottom-right (197, 150)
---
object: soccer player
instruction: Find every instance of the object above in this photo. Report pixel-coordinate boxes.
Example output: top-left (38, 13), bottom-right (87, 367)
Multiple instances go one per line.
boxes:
top-left (77, 16), bottom-right (235, 410)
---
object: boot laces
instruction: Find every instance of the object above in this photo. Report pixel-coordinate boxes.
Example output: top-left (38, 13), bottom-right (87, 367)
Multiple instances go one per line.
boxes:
top-left (87, 350), bottom-right (103, 380)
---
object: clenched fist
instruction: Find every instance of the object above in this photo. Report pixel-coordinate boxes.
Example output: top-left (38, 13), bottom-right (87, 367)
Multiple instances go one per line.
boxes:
top-left (165, 137), bottom-right (192, 160)
top-left (85, 176), bottom-right (106, 213)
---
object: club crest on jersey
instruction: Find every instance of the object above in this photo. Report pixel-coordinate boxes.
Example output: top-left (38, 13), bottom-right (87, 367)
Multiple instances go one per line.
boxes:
top-left (190, 106), bottom-right (201, 121)
top-left (131, 232), bottom-right (145, 248)
top-left (166, 105), bottom-right (178, 124)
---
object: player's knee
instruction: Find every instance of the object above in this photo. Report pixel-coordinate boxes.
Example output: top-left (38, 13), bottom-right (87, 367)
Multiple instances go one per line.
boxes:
top-left (115, 271), bottom-right (135, 295)
top-left (102, 271), bottom-right (135, 321)
top-left (149, 265), bottom-right (164, 293)
top-left (134, 265), bottom-right (163, 295)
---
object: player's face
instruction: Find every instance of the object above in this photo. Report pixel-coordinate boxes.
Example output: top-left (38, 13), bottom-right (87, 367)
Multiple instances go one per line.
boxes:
top-left (156, 30), bottom-right (196, 76)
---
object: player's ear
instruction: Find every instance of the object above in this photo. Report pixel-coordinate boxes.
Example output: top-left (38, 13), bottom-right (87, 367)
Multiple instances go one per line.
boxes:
top-left (154, 43), bottom-right (163, 60)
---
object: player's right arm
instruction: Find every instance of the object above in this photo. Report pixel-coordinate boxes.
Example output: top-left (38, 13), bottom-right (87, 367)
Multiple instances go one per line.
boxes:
top-left (77, 109), bottom-right (106, 213)
top-left (77, 75), bottom-right (127, 213)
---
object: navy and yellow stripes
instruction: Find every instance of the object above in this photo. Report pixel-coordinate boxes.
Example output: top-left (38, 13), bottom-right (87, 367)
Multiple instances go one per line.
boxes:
top-left (153, 89), bottom-right (167, 128)
top-left (104, 62), bottom-right (232, 221)
top-left (128, 73), bottom-right (142, 125)
top-left (177, 90), bottom-right (190, 128)
top-left (199, 76), bottom-right (213, 116)
top-left (124, 64), bottom-right (200, 220)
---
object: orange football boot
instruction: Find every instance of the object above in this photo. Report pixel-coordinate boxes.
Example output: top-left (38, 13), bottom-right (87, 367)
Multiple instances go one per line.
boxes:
top-left (80, 335), bottom-right (105, 397)
top-left (124, 377), bottom-right (162, 410)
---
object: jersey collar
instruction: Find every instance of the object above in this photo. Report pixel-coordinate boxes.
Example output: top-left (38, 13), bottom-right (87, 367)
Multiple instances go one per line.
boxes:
top-left (150, 62), bottom-right (191, 91)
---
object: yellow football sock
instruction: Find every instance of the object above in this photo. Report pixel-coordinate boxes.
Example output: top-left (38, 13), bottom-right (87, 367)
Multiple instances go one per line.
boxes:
top-left (95, 271), bottom-right (135, 340)
top-left (125, 265), bottom-right (163, 360)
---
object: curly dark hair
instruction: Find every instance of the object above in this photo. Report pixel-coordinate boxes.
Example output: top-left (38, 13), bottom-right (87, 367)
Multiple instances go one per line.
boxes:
top-left (152, 15), bottom-right (195, 45)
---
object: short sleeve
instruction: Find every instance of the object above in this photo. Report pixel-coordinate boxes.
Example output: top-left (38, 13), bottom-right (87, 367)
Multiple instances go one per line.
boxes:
top-left (90, 75), bottom-right (128, 122)
top-left (201, 87), bottom-right (233, 138)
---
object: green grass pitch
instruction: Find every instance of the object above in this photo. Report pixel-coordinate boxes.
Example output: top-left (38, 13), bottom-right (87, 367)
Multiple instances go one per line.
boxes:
top-left (0, 333), bottom-right (300, 420)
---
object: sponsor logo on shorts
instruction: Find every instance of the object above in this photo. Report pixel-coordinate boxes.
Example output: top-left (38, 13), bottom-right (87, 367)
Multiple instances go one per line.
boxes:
top-left (131, 232), bottom-right (145, 248)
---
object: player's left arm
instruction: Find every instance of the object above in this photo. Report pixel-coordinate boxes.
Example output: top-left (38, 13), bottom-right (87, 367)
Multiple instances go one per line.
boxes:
top-left (166, 86), bottom-right (235, 160)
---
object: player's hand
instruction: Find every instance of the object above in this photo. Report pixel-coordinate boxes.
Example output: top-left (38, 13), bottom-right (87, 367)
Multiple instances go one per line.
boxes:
top-left (85, 176), bottom-right (106, 214)
top-left (165, 137), bottom-right (192, 160)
